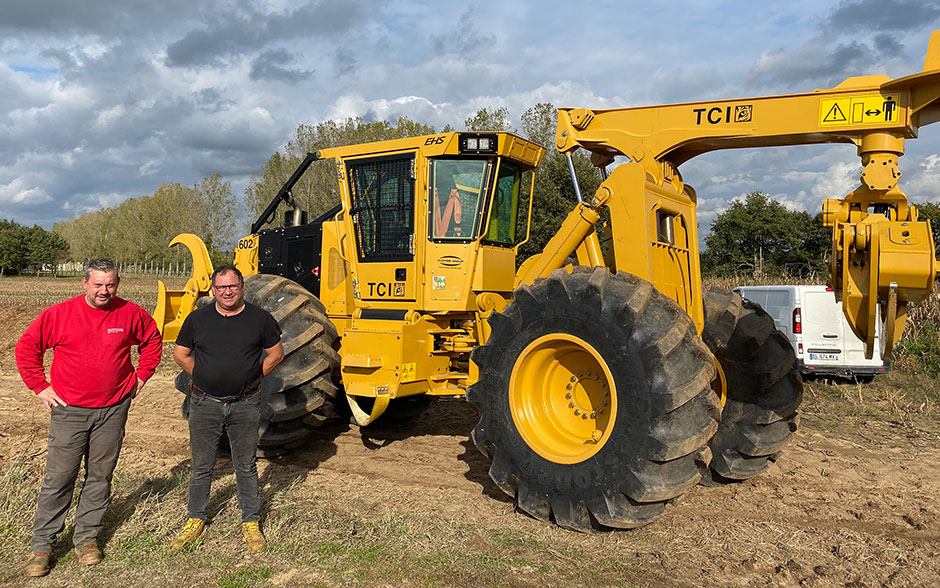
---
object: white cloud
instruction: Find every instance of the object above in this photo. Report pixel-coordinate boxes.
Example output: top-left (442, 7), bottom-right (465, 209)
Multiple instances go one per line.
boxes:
top-left (0, 178), bottom-right (52, 205)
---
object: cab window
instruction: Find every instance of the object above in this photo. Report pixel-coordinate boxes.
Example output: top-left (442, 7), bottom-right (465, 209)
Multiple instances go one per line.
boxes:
top-left (347, 155), bottom-right (414, 262)
top-left (483, 162), bottom-right (521, 245)
top-left (429, 159), bottom-right (490, 241)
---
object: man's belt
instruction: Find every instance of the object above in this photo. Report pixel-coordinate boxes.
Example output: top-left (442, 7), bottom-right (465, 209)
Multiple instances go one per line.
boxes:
top-left (189, 383), bottom-right (260, 404)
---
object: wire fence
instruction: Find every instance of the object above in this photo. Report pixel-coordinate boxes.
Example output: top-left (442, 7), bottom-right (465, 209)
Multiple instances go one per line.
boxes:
top-left (40, 261), bottom-right (193, 279)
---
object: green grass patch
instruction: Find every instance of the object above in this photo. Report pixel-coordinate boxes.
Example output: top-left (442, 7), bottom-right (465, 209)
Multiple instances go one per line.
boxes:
top-left (218, 565), bottom-right (272, 588)
top-left (894, 324), bottom-right (940, 377)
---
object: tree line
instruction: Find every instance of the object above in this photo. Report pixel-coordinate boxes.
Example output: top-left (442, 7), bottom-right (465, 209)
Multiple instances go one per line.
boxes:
top-left (52, 174), bottom-right (238, 267)
top-left (0, 219), bottom-right (68, 276)
top-left (20, 105), bottom-right (940, 281)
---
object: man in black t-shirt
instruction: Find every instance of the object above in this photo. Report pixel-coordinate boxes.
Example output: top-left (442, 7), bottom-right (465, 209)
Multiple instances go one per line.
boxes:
top-left (170, 265), bottom-right (283, 553)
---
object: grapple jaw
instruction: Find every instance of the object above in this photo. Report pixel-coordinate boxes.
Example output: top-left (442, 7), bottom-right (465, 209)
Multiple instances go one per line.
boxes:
top-left (153, 233), bottom-right (214, 342)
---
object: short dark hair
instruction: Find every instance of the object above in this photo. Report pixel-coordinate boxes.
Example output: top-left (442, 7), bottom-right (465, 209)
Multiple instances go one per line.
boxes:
top-left (211, 264), bottom-right (243, 287)
top-left (84, 258), bottom-right (118, 280)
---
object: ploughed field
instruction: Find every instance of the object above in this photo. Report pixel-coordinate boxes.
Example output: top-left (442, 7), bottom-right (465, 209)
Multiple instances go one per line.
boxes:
top-left (0, 275), bottom-right (937, 587)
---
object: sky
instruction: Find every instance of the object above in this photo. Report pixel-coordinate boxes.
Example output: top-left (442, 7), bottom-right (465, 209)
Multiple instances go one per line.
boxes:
top-left (1, 0), bottom-right (940, 242)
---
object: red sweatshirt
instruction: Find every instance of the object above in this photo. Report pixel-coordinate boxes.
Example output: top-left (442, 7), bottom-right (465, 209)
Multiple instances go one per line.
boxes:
top-left (15, 295), bottom-right (163, 408)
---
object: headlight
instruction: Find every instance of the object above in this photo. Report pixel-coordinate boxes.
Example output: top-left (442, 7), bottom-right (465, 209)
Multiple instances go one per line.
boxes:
top-left (459, 133), bottom-right (498, 154)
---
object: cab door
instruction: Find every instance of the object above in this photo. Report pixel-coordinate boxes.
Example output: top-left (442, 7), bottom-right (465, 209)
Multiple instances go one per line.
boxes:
top-left (345, 153), bottom-right (418, 305)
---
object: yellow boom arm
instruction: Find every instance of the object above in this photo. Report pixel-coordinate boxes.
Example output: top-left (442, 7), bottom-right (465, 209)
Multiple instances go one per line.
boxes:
top-left (553, 30), bottom-right (940, 359)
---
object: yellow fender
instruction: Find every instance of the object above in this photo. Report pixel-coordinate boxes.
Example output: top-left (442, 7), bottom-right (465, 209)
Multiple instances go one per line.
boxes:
top-left (152, 233), bottom-right (215, 342)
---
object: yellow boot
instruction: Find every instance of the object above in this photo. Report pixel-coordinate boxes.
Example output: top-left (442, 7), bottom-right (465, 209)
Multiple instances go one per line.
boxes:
top-left (242, 521), bottom-right (265, 553)
top-left (170, 518), bottom-right (205, 550)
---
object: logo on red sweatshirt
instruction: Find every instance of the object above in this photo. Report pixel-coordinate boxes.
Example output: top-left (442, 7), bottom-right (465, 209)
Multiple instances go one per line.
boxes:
top-left (107, 328), bottom-right (125, 334)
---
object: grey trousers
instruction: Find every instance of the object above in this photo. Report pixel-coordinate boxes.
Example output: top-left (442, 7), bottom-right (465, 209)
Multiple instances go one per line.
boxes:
top-left (186, 391), bottom-right (262, 523)
top-left (31, 395), bottom-right (131, 552)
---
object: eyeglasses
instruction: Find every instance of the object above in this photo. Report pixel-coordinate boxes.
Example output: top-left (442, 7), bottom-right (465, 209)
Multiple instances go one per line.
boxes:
top-left (213, 284), bottom-right (242, 292)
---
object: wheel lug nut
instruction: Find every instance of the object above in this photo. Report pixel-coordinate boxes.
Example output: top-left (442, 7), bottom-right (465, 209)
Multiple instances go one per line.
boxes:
top-left (581, 413), bottom-right (588, 419)
top-left (590, 412), bottom-right (596, 419)
top-left (598, 408), bottom-right (604, 414)
top-left (574, 409), bottom-right (581, 416)
top-left (568, 402), bottom-right (575, 409)
top-left (570, 376), bottom-right (576, 382)
top-left (566, 384), bottom-right (572, 390)
top-left (566, 393), bottom-right (572, 399)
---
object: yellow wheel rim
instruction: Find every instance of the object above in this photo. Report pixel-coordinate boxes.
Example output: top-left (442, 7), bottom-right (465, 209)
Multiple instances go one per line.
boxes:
top-left (509, 333), bottom-right (617, 464)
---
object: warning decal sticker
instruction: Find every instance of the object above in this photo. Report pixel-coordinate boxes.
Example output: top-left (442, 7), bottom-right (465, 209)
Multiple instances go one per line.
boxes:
top-left (819, 94), bottom-right (900, 126)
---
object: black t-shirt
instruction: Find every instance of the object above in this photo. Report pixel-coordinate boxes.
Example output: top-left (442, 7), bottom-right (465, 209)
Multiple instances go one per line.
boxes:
top-left (176, 302), bottom-right (281, 397)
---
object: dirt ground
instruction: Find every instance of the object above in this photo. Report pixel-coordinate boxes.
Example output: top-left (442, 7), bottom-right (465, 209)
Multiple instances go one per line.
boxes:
top-left (1, 294), bottom-right (939, 587)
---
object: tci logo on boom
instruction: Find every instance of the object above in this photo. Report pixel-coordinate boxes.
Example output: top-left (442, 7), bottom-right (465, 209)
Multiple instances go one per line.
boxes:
top-left (693, 104), bottom-right (753, 125)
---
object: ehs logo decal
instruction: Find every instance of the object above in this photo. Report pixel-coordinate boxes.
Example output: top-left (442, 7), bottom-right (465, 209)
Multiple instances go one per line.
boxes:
top-left (432, 276), bottom-right (446, 290)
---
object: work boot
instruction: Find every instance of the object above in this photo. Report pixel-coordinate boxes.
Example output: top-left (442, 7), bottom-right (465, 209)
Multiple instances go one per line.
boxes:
top-left (242, 521), bottom-right (265, 553)
top-left (24, 552), bottom-right (52, 577)
top-left (74, 544), bottom-right (102, 566)
top-left (170, 518), bottom-right (205, 550)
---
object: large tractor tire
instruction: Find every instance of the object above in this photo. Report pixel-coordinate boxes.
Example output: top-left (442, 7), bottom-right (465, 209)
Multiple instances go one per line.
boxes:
top-left (700, 288), bottom-right (802, 483)
top-left (245, 274), bottom-right (340, 458)
top-left (468, 267), bottom-right (720, 531)
top-left (177, 274), bottom-right (340, 458)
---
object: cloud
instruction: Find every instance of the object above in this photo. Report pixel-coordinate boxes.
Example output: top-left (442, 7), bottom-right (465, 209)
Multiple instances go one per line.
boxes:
top-left (826, 0), bottom-right (940, 32)
top-left (164, 1), bottom-right (378, 68)
top-left (0, 177), bottom-right (52, 205)
top-left (748, 39), bottom-right (872, 89)
top-left (430, 8), bottom-right (497, 58)
top-left (249, 49), bottom-right (313, 83)
top-left (746, 0), bottom-right (940, 90)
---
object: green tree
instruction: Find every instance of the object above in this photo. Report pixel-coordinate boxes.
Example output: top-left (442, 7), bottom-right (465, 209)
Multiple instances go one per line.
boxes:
top-left (0, 219), bottom-right (69, 275)
top-left (914, 201), bottom-right (940, 256)
top-left (53, 174), bottom-right (239, 265)
top-left (193, 173), bottom-right (239, 264)
top-left (700, 192), bottom-right (827, 279)
top-left (465, 107), bottom-right (514, 132)
top-left (516, 103), bottom-right (603, 263)
top-left (0, 221), bottom-right (24, 276)
top-left (22, 225), bottom-right (68, 266)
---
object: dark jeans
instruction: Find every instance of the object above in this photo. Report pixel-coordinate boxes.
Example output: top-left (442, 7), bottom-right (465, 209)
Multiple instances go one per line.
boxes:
top-left (31, 395), bottom-right (131, 552)
top-left (187, 391), bottom-right (262, 523)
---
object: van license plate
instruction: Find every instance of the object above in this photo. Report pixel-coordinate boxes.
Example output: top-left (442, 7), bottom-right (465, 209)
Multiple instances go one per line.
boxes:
top-left (809, 352), bottom-right (839, 360)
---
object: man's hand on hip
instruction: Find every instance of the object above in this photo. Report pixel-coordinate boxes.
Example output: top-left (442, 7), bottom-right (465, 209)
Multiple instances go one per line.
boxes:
top-left (36, 387), bottom-right (67, 411)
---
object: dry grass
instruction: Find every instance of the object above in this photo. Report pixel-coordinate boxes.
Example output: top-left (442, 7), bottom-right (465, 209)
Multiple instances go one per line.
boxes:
top-left (0, 274), bottom-right (186, 316)
top-left (0, 449), bottom-right (655, 588)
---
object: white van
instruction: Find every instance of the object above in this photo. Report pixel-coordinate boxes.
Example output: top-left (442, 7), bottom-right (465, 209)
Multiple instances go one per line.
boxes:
top-left (733, 285), bottom-right (889, 380)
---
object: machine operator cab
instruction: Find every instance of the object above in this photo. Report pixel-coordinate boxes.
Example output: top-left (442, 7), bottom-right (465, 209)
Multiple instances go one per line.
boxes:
top-left (322, 132), bottom-right (544, 316)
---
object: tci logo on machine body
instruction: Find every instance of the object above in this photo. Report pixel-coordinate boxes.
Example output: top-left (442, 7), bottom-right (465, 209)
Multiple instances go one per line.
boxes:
top-left (693, 105), bottom-right (753, 125)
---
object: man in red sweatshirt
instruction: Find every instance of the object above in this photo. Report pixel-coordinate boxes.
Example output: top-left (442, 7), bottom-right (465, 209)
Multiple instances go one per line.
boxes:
top-left (15, 258), bottom-right (162, 577)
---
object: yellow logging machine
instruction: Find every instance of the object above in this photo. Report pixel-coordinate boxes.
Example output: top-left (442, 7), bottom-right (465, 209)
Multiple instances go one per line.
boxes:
top-left (154, 32), bottom-right (940, 531)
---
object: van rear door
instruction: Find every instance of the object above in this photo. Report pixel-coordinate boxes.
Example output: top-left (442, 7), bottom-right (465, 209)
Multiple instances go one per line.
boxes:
top-left (802, 290), bottom-right (844, 366)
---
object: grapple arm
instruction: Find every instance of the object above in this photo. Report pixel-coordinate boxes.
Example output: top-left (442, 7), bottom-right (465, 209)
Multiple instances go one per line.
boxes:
top-left (152, 233), bottom-right (214, 342)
